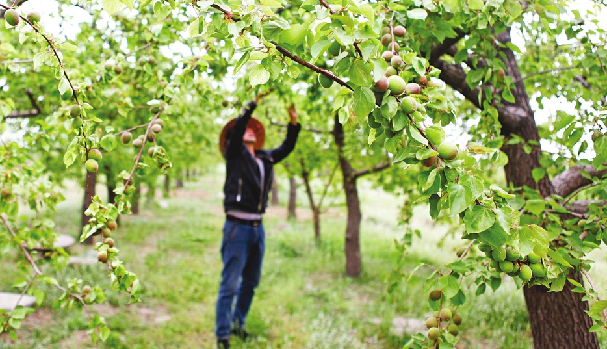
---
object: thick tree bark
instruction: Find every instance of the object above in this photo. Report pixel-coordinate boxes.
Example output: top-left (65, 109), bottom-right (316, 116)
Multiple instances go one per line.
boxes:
top-left (81, 171), bottom-right (97, 245)
top-left (333, 114), bottom-right (362, 277)
top-left (104, 164), bottom-right (120, 225)
top-left (430, 27), bottom-right (599, 349)
top-left (271, 173), bottom-right (279, 206)
top-left (287, 175), bottom-right (297, 220)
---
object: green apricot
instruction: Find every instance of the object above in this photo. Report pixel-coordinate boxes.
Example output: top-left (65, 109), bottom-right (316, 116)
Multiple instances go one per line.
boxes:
top-left (381, 33), bottom-right (392, 46)
top-left (405, 83), bottom-right (421, 95)
top-left (425, 125), bottom-right (445, 146)
top-left (491, 247), bottom-right (507, 262)
top-left (385, 66), bottom-right (397, 77)
top-left (429, 289), bottom-right (442, 301)
top-left (381, 51), bottom-right (393, 61)
top-left (499, 261), bottom-right (515, 273)
top-left (390, 55), bottom-right (403, 69)
top-left (506, 249), bottom-right (521, 261)
top-left (433, 311), bottom-right (440, 318)
top-left (478, 243), bottom-right (492, 254)
top-left (400, 96), bottom-right (417, 114)
top-left (327, 41), bottom-right (342, 56)
top-left (519, 264), bottom-right (533, 281)
top-left (88, 149), bottom-right (102, 161)
top-left (527, 252), bottom-right (541, 264)
top-left (437, 142), bottom-right (458, 161)
top-left (133, 138), bottom-right (143, 148)
top-left (148, 146), bottom-right (156, 157)
top-left (427, 327), bottom-right (440, 341)
top-left (154, 118), bottom-right (165, 127)
top-left (97, 250), bottom-right (108, 263)
top-left (61, 88), bottom-right (73, 101)
top-left (151, 124), bottom-right (162, 134)
top-left (447, 324), bottom-right (459, 336)
top-left (453, 313), bottom-right (462, 325)
top-left (440, 308), bottom-right (452, 321)
top-left (373, 77), bottom-right (389, 92)
top-left (85, 159), bottom-right (98, 173)
top-left (5, 9), bottom-right (19, 27)
top-left (393, 25), bottom-right (406, 37)
top-left (121, 132), bottom-right (132, 144)
top-left (318, 74), bottom-right (334, 88)
top-left (387, 42), bottom-right (400, 52)
top-left (426, 317), bottom-right (438, 329)
top-left (422, 156), bottom-right (437, 167)
top-left (489, 259), bottom-right (499, 269)
top-left (70, 104), bottom-right (82, 118)
top-left (387, 75), bottom-right (406, 95)
top-left (26, 11), bottom-right (41, 24)
top-left (381, 27), bottom-right (391, 35)
top-left (1, 188), bottom-right (12, 198)
top-left (530, 263), bottom-right (547, 277)
top-left (107, 220), bottom-right (117, 230)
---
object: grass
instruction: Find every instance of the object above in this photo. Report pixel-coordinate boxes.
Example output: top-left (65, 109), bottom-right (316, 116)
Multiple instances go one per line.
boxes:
top-left (1, 164), bottom-right (606, 348)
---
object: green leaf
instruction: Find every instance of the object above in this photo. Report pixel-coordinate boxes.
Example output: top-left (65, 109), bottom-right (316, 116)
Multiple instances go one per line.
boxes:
top-left (463, 205), bottom-right (496, 235)
top-left (33, 289), bottom-right (45, 305)
top-left (408, 124), bottom-right (428, 145)
top-left (532, 168), bottom-right (546, 182)
top-left (347, 60), bottom-right (373, 87)
top-left (469, 0), bottom-right (484, 10)
top-left (429, 194), bottom-right (440, 219)
top-left (519, 225), bottom-right (550, 257)
top-left (479, 221), bottom-right (509, 248)
top-left (444, 275), bottom-right (459, 298)
top-left (549, 273), bottom-right (566, 292)
top-left (58, 78), bottom-right (71, 96)
top-left (249, 65), bottom-right (270, 86)
top-left (102, 0), bottom-right (124, 15)
top-left (381, 96), bottom-right (398, 119)
top-left (450, 289), bottom-right (466, 306)
top-left (590, 300), bottom-right (607, 315)
top-left (100, 135), bottom-right (117, 152)
top-left (547, 249), bottom-right (572, 268)
top-left (119, 0), bottom-right (134, 8)
top-left (189, 18), bottom-right (203, 38)
top-left (371, 58), bottom-right (388, 82)
top-left (407, 8), bottom-right (428, 20)
top-left (490, 184), bottom-right (515, 199)
top-left (448, 183), bottom-right (472, 216)
top-left (352, 87), bottom-right (375, 119)
top-left (63, 138), bottom-right (79, 168)
top-left (410, 57), bottom-right (426, 76)
top-left (278, 23), bottom-right (309, 47)
top-left (311, 39), bottom-right (331, 58)
top-left (525, 199), bottom-right (545, 216)
top-left (359, 4), bottom-right (374, 22)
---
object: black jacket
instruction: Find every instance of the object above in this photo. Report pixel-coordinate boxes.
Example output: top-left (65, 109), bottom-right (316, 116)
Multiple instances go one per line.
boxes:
top-left (223, 102), bottom-right (301, 214)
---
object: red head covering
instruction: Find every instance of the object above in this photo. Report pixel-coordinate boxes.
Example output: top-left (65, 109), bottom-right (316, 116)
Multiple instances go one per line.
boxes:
top-left (219, 118), bottom-right (265, 157)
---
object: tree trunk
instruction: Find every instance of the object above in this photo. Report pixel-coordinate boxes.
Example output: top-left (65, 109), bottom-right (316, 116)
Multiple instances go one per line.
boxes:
top-left (333, 114), bottom-right (362, 277)
top-left (81, 171), bottom-right (97, 245)
top-left (287, 176), bottom-right (297, 220)
top-left (104, 164), bottom-right (120, 225)
top-left (145, 178), bottom-right (156, 206)
top-left (131, 178), bottom-right (140, 214)
top-left (175, 170), bottom-right (184, 189)
top-left (495, 29), bottom-right (599, 349)
top-left (186, 168), bottom-right (190, 181)
top-left (271, 172), bottom-right (279, 206)
top-left (301, 163), bottom-right (321, 245)
top-left (163, 174), bottom-right (170, 198)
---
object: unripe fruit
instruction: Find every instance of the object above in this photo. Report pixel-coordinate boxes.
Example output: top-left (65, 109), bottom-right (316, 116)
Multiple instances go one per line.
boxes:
top-left (88, 149), bottom-right (102, 161)
top-left (122, 132), bottom-right (132, 144)
top-left (105, 238), bottom-right (115, 247)
top-left (387, 42), bottom-right (400, 52)
top-left (381, 27), bottom-right (391, 35)
top-left (151, 124), bottom-right (162, 134)
top-left (427, 327), bottom-right (440, 341)
top-left (422, 156), bottom-right (438, 167)
top-left (327, 41), bottom-right (341, 56)
top-left (1, 188), bottom-right (12, 198)
top-left (453, 313), bottom-right (462, 325)
top-left (133, 138), bottom-right (143, 147)
top-left (147, 132), bottom-right (155, 142)
top-left (154, 118), bottom-right (165, 127)
top-left (138, 56), bottom-right (148, 65)
top-left (26, 11), bottom-right (41, 24)
top-left (447, 324), bottom-right (459, 336)
top-left (374, 77), bottom-right (389, 93)
top-left (519, 264), bottom-right (533, 281)
top-left (393, 25), bottom-right (406, 37)
top-left (318, 74), bottom-right (334, 88)
top-left (433, 311), bottom-right (440, 318)
top-left (385, 66), bottom-right (397, 77)
top-left (530, 263), bottom-right (547, 277)
top-left (70, 105), bottom-right (82, 118)
top-left (61, 88), bottom-right (73, 101)
top-left (419, 76), bottom-right (428, 85)
top-left (82, 285), bottom-right (92, 295)
top-left (147, 56), bottom-right (156, 65)
top-left (5, 9), bottom-right (19, 26)
top-left (489, 259), bottom-right (499, 269)
top-left (387, 75), bottom-right (406, 95)
top-left (426, 317), bottom-right (438, 328)
top-left (425, 125), bottom-right (444, 146)
top-left (400, 96), bottom-right (417, 114)
top-left (391, 55), bottom-right (404, 69)
top-left (97, 250), bottom-right (108, 263)
top-left (527, 252), bottom-right (541, 264)
top-left (101, 227), bottom-right (112, 237)
top-left (406, 83), bottom-right (421, 95)
top-left (381, 51), bottom-right (393, 61)
top-left (506, 249), bottom-right (520, 261)
top-left (107, 220), bottom-right (117, 230)
top-left (491, 247), bottom-right (507, 262)
top-left (437, 142), bottom-right (458, 161)
top-left (499, 261), bottom-right (515, 273)
top-left (381, 33), bottom-right (392, 46)
top-left (149, 105), bottom-right (161, 114)
top-left (478, 243), bottom-right (492, 254)
top-left (148, 146), bottom-right (156, 157)
top-left (591, 130), bottom-right (603, 142)
top-left (85, 159), bottom-right (98, 173)
top-left (114, 65), bottom-right (123, 74)
top-left (429, 289), bottom-right (442, 301)
top-left (456, 246), bottom-right (467, 257)
top-left (440, 308), bottom-right (452, 321)
top-left (158, 81), bottom-right (168, 88)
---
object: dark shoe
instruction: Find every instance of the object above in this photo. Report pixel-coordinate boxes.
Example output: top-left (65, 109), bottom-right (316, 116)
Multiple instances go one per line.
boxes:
top-left (231, 328), bottom-right (249, 341)
top-left (217, 338), bottom-right (229, 349)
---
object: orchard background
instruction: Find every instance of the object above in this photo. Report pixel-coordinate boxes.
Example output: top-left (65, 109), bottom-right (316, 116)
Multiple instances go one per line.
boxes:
top-left (1, 0), bottom-right (607, 348)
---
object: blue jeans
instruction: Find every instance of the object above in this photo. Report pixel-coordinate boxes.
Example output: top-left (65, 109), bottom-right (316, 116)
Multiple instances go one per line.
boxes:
top-left (215, 219), bottom-right (265, 340)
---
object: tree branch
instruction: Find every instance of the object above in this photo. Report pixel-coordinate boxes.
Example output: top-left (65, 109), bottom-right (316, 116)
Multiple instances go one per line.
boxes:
top-left (319, 0), bottom-right (336, 14)
top-left (574, 76), bottom-right (607, 105)
top-left (517, 66), bottom-right (580, 82)
top-left (269, 119), bottom-right (327, 134)
top-left (565, 200), bottom-right (607, 214)
top-left (552, 165), bottom-right (607, 198)
top-left (354, 162), bottom-right (391, 178)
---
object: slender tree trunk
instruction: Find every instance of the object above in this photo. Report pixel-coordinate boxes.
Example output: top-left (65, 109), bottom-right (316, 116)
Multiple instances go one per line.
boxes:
top-left (81, 171), bottom-right (97, 245)
top-left (131, 178), bottom-right (140, 214)
top-left (333, 114), bottom-right (362, 277)
top-left (301, 164), bottom-right (321, 245)
top-left (186, 168), bottom-right (190, 181)
top-left (163, 174), bottom-right (170, 198)
top-left (495, 29), bottom-right (599, 349)
top-left (175, 170), bottom-right (184, 189)
top-left (145, 178), bottom-right (156, 206)
top-left (288, 176), bottom-right (297, 220)
top-left (271, 173), bottom-right (279, 206)
top-left (104, 164), bottom-right (120, 225)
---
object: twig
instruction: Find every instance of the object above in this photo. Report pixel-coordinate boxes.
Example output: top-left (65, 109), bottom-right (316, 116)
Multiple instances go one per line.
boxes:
top-left (319, 0), bottom-right (336, 14)
top-left (580, 268), bottom-right (607, 321)
top-left (517, 66), bottom-right (579, 82)
top-left (2, 214), bottom-right (42, 275)
top-left (13, 275), bottom-right (38, 311)
top-left (458, 239), bottom-right (476, 260)
top-left (210, 4), bottom-right (239, 21)
top-left (272, 43), bottom-right (352, 90)
top-left (112, 123), bottom-right (150, 136)
top-left (389, 12), bottom-right (395, 55)
top-left (562, 182), bottom-right (600, 206)
top-left (353, 41), bottom-right (363, 58)
top-left (1, 59), bottom-right (33, 64)
top-left (125, 42), bottom-right (152, 57)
